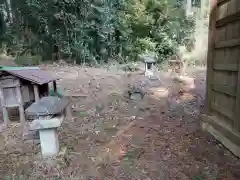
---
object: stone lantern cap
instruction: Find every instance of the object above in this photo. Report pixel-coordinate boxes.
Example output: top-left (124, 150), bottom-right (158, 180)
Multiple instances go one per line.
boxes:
top-left (25, 96), bottom-right (69, 119)
top-left (28, 115), bottom-right (64, 130)
top-left (139, 53), bottom-right (156, 63)
top-left (143, 57), bottom-right (156, 63)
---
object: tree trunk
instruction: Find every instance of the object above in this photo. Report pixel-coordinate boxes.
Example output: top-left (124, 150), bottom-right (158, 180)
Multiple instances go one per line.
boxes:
top-left (185, 0), bottom-right (192, 16)
top-left (5, 0), bottom-right (12, 23)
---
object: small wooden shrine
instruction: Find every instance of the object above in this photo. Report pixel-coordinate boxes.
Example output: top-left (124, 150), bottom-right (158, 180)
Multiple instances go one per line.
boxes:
top-left (0, 66), bottom-right (58, 124)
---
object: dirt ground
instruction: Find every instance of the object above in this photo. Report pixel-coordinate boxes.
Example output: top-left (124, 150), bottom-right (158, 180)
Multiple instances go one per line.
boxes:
top-left (0, 63), bottom-right (240, 180)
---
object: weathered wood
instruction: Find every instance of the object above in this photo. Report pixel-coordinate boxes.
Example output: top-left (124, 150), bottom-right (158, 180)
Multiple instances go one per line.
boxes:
top-left (3, 88), bottom-right (18, 106)
top-left (61, 97), bottom-right (72, 121)
top-left (217, 0), bottom-right (230, 6)
top-left (216, 10), bottom-right (240, 27)
top-left (201, 114), bottom-right (240, 145)
top-left (215, 38), bottom-right (240, 48)
top-left (212, 84), bottom-right (236, 96)
top-left (0, 77), bottom-right (20, 88)
top-left (53, 80), bottom-right (57, 93)
top-left (212, 89), bottom-right (236, 113)
top-left (21, 85), bottom-right (32, 103)
top-left (212, 103), bottom-right (234, 120)
top-left (0, 87), bottom-right (9, 124)
top-left (0, 82), bottom-right (21, 88)
top-left (216, 1), bottom-right (228, 21)
top-left (206, 0), bottom-right (218, 114)
top-left (201, 114), bottom-right (240, 157)
top-left (203, 0), bottom-right (240, 157)
top-left (33, 85), bottom-right (40, 102)
top-left (0, 75), bottom-right (17, 80)
top-left (0, 71), bottom-right (53, 123)
top-left (234, 61), bottom-right (240, 130)
top-left (65, 104), bottom-right (72, 121)
top-left (213, 64), bottom-right (238, 71)
top-left (4, 104), bottom-right (22, 108)
top-left (16, 85), bottom-right (25, 123)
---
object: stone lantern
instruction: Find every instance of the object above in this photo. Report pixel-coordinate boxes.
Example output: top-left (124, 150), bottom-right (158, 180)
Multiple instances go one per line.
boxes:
top-left (25, 96), bottom-right (70, 158)
top-left (144, 58), bottom-right (156, 77)
top-left (139, 54), bottom-right (156, 77)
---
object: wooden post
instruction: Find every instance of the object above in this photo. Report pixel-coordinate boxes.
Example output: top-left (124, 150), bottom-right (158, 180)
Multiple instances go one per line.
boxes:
top-left (234, 0), bottom-right (240, 131)
top-left (64, 98), bottom-right (72, 121)
top-left (33, 85), bottom-right (40, 102)
top-left (205, 0), bottom-right (217, 114)
top-left (16, 85), bottom-right (25, 124)
top-left (53, 81), bottom-right (57, 93)
top-left (234, 64), bottom-right (240, 131)
top-left (65, 104), bottom-right (72, 121)
top-left (181, 60), bottom-right (186, 76)
top-left (0, 87), bottom-right (9, 125)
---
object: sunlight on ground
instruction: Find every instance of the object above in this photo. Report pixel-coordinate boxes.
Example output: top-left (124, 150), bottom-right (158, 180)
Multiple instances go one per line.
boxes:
top-left (180, 92), bottom-right (195, 101)
top-left (149, 87), bottom-right (169, 98)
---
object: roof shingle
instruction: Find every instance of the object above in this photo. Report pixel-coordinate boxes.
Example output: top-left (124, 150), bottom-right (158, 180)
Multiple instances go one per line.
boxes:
top-left (3, 69), bottom-right (58, 85)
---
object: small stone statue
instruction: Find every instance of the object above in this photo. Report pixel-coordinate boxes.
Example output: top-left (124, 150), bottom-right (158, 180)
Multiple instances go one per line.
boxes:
top-left (127, 83), bottom-right (146, 99)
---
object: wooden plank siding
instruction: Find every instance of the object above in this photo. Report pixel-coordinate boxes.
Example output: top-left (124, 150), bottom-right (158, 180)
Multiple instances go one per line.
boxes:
top-left (207, 0), bottom-right (240, 129)
top-left (202, 0), bottom-right (240, 157)
top-left (205, 0), bottom-right (218, 114)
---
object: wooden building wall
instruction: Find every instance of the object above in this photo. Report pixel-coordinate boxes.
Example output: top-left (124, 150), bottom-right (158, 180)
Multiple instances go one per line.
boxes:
top-left (201, 0), bottom-right (240, 157)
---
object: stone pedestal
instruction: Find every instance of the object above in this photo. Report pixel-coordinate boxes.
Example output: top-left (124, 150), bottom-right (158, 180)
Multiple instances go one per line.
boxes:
top-left (145, 68), bottom-right (154, 77)
top-left (39, 128), bottom-right (59, 157)
top-left (29, 115), bottom-right (64, 157)
top-left (143, 58), bottom-right (156, 77)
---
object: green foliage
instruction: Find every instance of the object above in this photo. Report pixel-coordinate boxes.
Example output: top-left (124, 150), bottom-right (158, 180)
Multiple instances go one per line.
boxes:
top-left (15, 55), bottom-right (42, 66)
top-left (0, 0), bottom-right (193, 64)
top-left (120, 63), bottom-right (140, 72)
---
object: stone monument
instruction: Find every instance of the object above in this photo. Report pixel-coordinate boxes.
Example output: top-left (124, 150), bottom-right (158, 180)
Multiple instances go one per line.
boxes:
top-left (25, 96), bottom-right (70, 157)
top-left (139, 53), bottom-right (156, 77)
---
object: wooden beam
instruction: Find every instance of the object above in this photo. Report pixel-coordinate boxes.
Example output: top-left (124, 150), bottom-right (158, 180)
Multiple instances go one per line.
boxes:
top-left (215, 39), bottom-right (240, 48)
top-left (216, 10), bottom-right (240, 27)
top-left (0, 82), bottom-right (22, 88)
top-left (211, 103), bottom-right (234, 120)
top-left (16, 85), bottom-right (25, 124)
top-left (53, 80), bottom-right (57, 93)
top-left (213, 64), bottom-right (238, 71)
top-left (234, 60), bottom-right (240, 131)
top-left (201, 114), bottom-right (240, 146)
top-left (65, 99), bottom-right (72, 121)
top-left (33, 85), bottom-right (40, 102)
top-left (212, 84), bottom-right (236, 96)
top-left (0, 75), bottom-right (18, 80)
top-left (0, 87), bottom-right (9, 125)
top-left (201, 114), bottom-right (240, 157)
top-left (206, 0), bottom-right (218, 114)
top-left (217, 0), bottom-right (230, 6)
